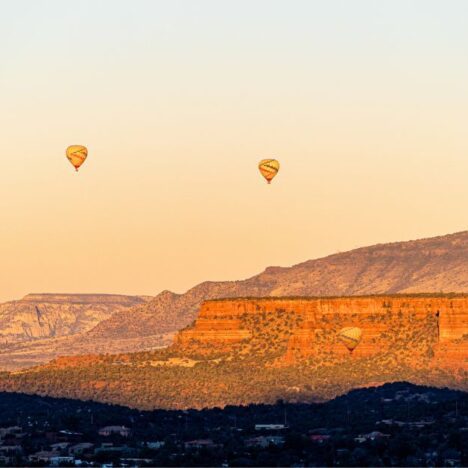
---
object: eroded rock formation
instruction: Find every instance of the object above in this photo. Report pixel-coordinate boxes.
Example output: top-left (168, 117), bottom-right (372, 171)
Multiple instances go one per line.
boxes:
top-left (0, 293), bottom-right (148, 345)
top-left (91, 231), bottom-right (468, 342)
top-left (175, 295), bottom-right (468, 370)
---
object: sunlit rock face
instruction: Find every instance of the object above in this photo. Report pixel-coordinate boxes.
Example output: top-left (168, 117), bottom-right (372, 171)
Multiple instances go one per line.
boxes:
top-left (0, 293), bottom-right (148, 345)
top-left (90, 231), bottom-right (468, 342)
top-left (1, 230), bottom-right (467, 372)
top-left (0, 294), bottom-right (465, 410)
top-left (174, 295), bottom-right (468, 372)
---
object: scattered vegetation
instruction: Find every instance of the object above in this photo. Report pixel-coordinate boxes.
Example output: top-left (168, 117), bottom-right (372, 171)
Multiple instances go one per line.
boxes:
top-left (0, 298), bottom-right (465, 411)
top-left (0, 382), bottom-right (466, 467)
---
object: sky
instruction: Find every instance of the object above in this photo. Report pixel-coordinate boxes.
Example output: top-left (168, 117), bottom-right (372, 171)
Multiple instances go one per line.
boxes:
top-left (0, 0), bottom-right (467, 302)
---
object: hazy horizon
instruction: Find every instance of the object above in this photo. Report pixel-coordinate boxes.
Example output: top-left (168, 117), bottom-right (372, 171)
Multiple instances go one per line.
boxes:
top-left (3, 228), bottom-right (467, 303)
top-left (1, 0), bottom-right (468, 302)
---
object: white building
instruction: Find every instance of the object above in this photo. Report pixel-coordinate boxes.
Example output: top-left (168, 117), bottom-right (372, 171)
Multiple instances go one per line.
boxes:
top-left (98, 426), bottom-right (131, 437)
top-left (255, 424), bottom-right (287, 431)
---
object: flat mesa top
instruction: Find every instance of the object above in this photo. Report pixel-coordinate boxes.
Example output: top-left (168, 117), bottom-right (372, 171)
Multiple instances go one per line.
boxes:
top-left (20, 293), bottom-right (146, 304)
top-left (206, 293), bottom-right (468, 303)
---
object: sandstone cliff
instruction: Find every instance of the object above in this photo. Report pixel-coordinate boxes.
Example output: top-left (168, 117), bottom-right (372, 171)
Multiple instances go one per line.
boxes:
top-left (1, 294), bottom-right (465, 410)
top-left (91, 231), bottom-right (468, 341)
top-left (2, 230), bottom-right (468, 372)
top-left (174, 295), bottom-right (468, 370)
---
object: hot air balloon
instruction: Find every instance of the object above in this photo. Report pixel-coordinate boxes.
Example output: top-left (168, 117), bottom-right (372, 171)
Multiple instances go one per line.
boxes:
top-left (258, 159), bottom-right (280, 184)
top-left (337, 327), bottom-right (362, 354)
top-left (66, 145), bottom-right (88, 172)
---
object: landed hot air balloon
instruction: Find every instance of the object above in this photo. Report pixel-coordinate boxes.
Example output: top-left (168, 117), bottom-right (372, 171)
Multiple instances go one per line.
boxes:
top-left (258, 159), bottom-right (280, 184)
top-left (66, 145), bottom-right (88, 172)
top-left (337, 327), bottom-right (362, 354)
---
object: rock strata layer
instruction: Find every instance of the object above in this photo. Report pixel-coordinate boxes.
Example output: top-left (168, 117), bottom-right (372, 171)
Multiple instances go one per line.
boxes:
top-left (175, 295), bottom-right (468, 369)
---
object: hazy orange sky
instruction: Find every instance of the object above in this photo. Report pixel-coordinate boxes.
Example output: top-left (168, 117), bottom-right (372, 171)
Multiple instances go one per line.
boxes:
top-left (1, 0), bottom-right (467, 302)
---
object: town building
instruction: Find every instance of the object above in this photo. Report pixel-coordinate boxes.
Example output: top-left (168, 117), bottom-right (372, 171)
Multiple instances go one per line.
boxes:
top-left (98, 426), bottom-right (131, 437)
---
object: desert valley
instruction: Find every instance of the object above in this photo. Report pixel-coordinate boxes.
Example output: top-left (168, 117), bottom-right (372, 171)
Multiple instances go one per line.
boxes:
top-left (0, 231), bottom-right (466, 410)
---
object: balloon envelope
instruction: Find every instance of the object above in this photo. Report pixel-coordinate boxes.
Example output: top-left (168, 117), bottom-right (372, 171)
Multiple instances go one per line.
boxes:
top-left (337, 327), bottom-right (362, 353)
top-left (258, 159), bottom-right (280, 184)
top-left (66, 145), bottom-right (88, 171)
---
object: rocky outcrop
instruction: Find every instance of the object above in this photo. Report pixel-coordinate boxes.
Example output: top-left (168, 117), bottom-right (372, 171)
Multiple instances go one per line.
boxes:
top-left (0, 293), bottom-right (148, 345)
top-left (91, 231), bottom-right (468, 341)
top-left (3, 231), bottom-right (468, 371)
top-left (1, 294), bottom-right (465, 410)
top-left (174, 295), bottom-right (468, 369)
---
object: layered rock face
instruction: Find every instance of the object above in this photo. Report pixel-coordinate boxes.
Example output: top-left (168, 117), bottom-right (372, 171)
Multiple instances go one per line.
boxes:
top-left (0, 295), bottom-right (465, 409)
top-left (0, 293), bottom-right (147, 345)
top-left (92, 231), bottom-right (468, 341)
top-left (175, 296), bottom-right (468, 369)
top-left (2, 231), bottom-right (467, 372)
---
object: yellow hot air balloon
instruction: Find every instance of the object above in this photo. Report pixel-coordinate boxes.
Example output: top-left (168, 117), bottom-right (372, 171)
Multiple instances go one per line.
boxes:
top-left (258, 159), bottom-right (280, 184)
top-left (337, 327), bottom-right (362, 354)
top-left (66, 145), bottom-right (88, 172)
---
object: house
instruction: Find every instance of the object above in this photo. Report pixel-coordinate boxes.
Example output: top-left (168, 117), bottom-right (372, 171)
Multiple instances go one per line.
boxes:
top-left (59, 430), bottom-right (83, 436)
top-left (408, 420), bottom-right (435, 429)
top-left (94, 444), bottom-right (133, 455)
top-left (245, 436), bottom-right (285, 448)
top-left (100, 443), bottom-right (114, 449)
top-left (59, 429), bottom-right (83, 438)
top-left (98, 425), bottom-right (131, 437)
top-left (355, 431), bottom-right (390, 443)
top-left (0, 444), bottom-right (22, 465)
top-left (184, 439), bottom-right (220, 449)
top-left (50, 455), bottom-right (75, 466)
top-left (377, 419), bottom-right (395, 425)
top-left (378, 419), bottom-right (434, 428)
top-left (0, 445), bottom-right (22, 456)
top-left (50, 442), bottom-right (70, 451)
top-left (146, 441), bottom-right (165, 449)
top-left (121, 458), bottom-right (153, 465)
top-left (310, 434), bottom-right (331, 443)
top-left (69, 442), bottom-right (94, 455)
top-left (28, 450), bottom-right (59, 463)
top-left (255, 424), bottom-right (287, 431)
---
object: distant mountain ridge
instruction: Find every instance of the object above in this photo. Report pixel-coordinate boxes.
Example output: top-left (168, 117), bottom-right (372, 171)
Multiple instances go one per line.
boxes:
top-left (89, 230), bottom-right (468, 340)
top-left (0, 293), bottom-right (148, 346)
top-left (1, 230), bottom-right (467, 370)
top-left (21, 293), bottom-right (152, 304)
